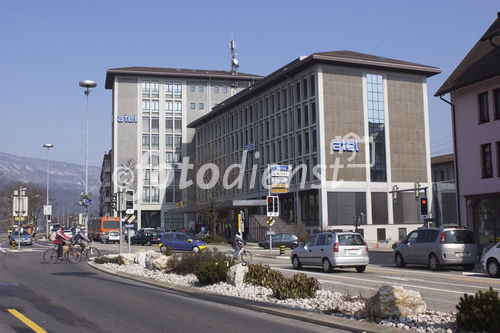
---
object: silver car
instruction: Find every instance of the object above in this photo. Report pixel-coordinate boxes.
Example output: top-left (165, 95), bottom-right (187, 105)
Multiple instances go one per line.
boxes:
top-left (290, 232), bottom-right (369, 273)
top-left (393, 227), bottom-right (478, 271)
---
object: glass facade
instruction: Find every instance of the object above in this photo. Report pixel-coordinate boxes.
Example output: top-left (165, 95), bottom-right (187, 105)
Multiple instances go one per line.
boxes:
top-left (366, 74), bottom-right (387, 182)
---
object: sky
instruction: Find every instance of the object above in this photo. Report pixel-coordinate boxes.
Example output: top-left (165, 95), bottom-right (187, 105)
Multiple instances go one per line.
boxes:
top-left (0, 0), bottom-right (498, 167)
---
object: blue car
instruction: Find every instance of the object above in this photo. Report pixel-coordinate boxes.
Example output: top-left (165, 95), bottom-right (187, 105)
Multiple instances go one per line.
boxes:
top-left (159, 232), bottom-right (207, 253)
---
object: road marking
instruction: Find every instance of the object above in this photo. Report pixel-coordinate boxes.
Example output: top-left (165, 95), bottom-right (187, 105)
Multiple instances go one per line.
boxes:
top-left (374, 274), bottom-right (497, 290)
top-left (7, 309), bottom-right (47, 333)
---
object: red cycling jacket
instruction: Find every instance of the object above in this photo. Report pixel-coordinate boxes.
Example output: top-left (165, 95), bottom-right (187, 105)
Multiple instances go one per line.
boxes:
top-left (53, 229), bottom-right (71, 245)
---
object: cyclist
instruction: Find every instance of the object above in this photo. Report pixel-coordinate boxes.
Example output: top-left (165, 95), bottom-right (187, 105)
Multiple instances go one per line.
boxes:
top-left (53, 227), bottom-right (71, 260)
top-left (233, 232), bottom-right (246, 259)
top-left (71, 228), bottom-right (90, 252)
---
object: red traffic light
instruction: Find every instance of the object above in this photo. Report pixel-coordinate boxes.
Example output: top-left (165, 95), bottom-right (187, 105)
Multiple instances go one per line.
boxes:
top-left (421, 198), bottom-right (427, 205)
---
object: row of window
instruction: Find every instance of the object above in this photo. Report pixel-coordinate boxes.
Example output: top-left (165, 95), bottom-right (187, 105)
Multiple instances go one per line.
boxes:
top-left (142, 116), bottom-right (183, 133)
top-left (142, 134), bottom-right (182, 150)
top-left (142, 81), bottom-right (182, 98)
top-left (480, 141), bottom-right (500, 178)
top-left (478, 88), bottom-right (500, 123)
top-left (141, 151), bottom-right (183, 166)
top-left (189, 85), bottom-right (228, 94)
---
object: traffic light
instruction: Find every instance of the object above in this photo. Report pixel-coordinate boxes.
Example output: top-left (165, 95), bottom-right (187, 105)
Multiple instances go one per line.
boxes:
top-left (111, 194), bottom-right (117, 210)
top-left (420, 197), bottom-right (428, 218)
top-left (266, 195), bottom-right (279, 217)
top-left (125, 190), bottom-right (135, 213)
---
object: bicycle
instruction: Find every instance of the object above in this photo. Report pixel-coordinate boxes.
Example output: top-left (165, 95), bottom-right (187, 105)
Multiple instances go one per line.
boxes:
top-left (75, 241), bottom-right (100, 260)
top-left (225, 246), bottom-right (253, 263)
top-left (43, 242), bottom-right (82, 264)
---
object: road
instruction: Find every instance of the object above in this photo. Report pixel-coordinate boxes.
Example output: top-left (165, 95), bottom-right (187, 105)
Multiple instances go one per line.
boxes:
top-left (0, 238), bottom-right (346, 333)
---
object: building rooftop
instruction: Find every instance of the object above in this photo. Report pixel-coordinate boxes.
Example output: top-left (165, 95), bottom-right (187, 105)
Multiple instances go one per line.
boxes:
top-left (435, 12), bottom-right (500, 96)
top-left (105, 67), bottom-right (263, 89)
top-left (188, 50), bottom-right (441, 128)
top-left (431, 153), bottom-right (454, 165)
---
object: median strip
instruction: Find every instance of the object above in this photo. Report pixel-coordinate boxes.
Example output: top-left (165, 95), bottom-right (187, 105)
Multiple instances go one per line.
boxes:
top-left (7, 309), bottom-right (46, 333)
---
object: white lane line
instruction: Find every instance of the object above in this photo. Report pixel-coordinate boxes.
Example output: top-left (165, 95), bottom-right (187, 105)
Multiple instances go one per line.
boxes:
top-left (374, 274), bottom-right (496, 290)
top-left (278, 268), bottom-right (485, 295)
top-left (0, 248), bottom-right (6, 253)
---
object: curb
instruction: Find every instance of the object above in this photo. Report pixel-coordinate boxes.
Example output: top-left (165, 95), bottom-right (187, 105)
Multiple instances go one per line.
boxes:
top-left (87, 261), bottom-right (405, 333)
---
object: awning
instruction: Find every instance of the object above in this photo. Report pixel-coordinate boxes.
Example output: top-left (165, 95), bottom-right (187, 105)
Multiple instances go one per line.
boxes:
top-left (166, 199), bottom-right (266, 215)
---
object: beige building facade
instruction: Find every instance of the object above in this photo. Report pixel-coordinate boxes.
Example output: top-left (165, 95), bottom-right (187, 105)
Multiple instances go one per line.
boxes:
top-left (190, 51), bottom-right (440, 242)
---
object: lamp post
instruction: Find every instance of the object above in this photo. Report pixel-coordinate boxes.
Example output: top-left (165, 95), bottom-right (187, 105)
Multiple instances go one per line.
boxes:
top-left (79, 80), bottom-right (97, 235)
top-left (43, 143), bottom-right (53, 238)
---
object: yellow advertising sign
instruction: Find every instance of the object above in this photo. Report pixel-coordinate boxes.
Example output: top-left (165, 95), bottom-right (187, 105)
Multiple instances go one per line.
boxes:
top-left (271, 188), bottom-right (288, 193)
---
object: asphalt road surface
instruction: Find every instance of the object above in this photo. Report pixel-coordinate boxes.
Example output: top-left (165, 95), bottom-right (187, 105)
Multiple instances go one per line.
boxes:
top-left (0, 242), bottom-right (347, 333)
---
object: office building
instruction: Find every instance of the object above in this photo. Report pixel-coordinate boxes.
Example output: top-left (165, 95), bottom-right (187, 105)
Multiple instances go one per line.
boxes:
top-left (189, 51), bottom-right (441, 242)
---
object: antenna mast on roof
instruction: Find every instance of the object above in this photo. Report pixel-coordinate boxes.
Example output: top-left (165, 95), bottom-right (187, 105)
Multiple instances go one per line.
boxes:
top-left (230, 40), bottom-right (239, 75)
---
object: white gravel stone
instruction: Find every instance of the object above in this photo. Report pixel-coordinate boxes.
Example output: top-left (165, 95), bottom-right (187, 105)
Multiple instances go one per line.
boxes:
top-left (98, 263), bottom-right (458, 332)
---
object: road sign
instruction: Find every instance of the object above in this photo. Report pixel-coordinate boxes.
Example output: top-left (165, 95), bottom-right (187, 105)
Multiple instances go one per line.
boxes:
top-left (12, 196), bottom-right (28, 217)
top-left (266, 217), bottom-right (275, 226)
top-left (126, 214), bottom-right (136, 223)
top-left (43, 205), bottom-right (52, 216)
top-left (270, 188), bottom-right (288, 193)
top-left (270, 164), bottom-right (292, 194)
top-left (124, 224), bottom-right (135, 228)
top-left (266, 230), bottom-right (275, 235)
top-left (84, 199), bottom-right (93, 206)
top-left (270, 164), bottom-right (292, 171)
top-left (14, 216), bottom-right (25, 222)
top-left (271, 170), bottom-right (290, 177)
top-left (126, 209), bottom-right (134, 214)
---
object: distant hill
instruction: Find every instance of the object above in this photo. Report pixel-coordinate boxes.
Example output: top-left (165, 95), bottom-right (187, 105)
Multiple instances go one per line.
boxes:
top-left (0, 152), bottom-right (101, 216)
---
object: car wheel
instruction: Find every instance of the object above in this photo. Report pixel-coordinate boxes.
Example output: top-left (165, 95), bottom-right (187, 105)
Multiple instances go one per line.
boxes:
top-left (192, 246), bottom-right (200, 253)
top-left (355, 265), bottom-right (366, 273)
top-left (487, 259), bottom-right (500, 278)
top-left (395, 252), bottom-right (406, 268)
top-left (463, 264), bottom-right (475, 271)
top-left (429, 254), bottom-right (442, 271)
top-left (322, 258), bottom-right (333, 273)
top-left (292, 255), bottom-right (302, 270)
top-left (146, 241), bottom-right (151, 246)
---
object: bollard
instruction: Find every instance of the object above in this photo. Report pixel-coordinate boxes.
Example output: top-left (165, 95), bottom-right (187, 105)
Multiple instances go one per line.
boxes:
top-left (280, 245), bottom-right (285, 255)
top-left (11, 240), bottom-right (16, 250)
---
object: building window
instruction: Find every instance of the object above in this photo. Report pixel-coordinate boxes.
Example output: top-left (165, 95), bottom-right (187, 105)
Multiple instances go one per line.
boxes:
top-left (190, 102), bottom-right (195, 109)
top-left (143, 170), bottom-right (150, 185)
top-left (151, 187), bottom-right (159, 202)
top-left (190, 85), bottom-right (195, 92)
top-left (377, 228), bottom-right (386, 241)
top-left (199, 85), bottom-right (204, 92)
top-left (151, 100), bottom-right (159, 113)
top-left (366, 73), bottom-right (387, 182)
top-left (199, 103), bottom-right (204, 110)
top-left (166, 135), bottom-right (173, 150)
top-left (494, 88), bottom-right (500, 120)
top-left (142, 100), bottom-right (150, 113)
top-left (174, 101), bottom-right (182, 114)
top-left (142, 187), bottom-right (150, 202)
top-left (296, 108), bottom-right (301, 129)
top-left (174, 119), bottom-right (182, 132)
top-left (142, 80), bottom-right (150, 95)
top-left (310, 74), bottom-right (315, 96)
top-left (174, 82), bottom-right (182, 97)
top-left (214, 86), bottom-right (219, 93)
top-left (165, 100), bottom-right (173, 114)
top-left (165, 81), bottom-right (173, 96)
top-left (142, 116), bottom-right (150, 132)
top-left (312, 130), bottom-right (317, 152)
top-left (151, 81), bottom-right (159, 96)
top-left (481, 143), bottom-right (493, 178)
top-left (222, 86), bottom-right (227, 93)
top-left (174, 135), bottom-right (182, 149)
top-left (478, 92), bottom-right (489, 123)
top-left (151, 134), bottom-right (159, 149)
top-left (166, 152), bottom-right (173, 163)
top-left (165, 118), bottom-right (173, 132)
top-left (142, 135), bottom-right (150, 149)
top-left (151, 117), bottom-right (159, 133)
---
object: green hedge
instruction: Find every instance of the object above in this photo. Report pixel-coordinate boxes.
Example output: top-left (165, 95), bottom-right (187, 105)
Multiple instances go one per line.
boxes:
top-left (456, 287), bottom-right (500, 332)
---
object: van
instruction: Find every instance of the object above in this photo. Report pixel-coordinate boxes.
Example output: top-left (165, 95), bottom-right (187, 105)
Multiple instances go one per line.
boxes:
top-left (392, 227), bottom-right (478, 271)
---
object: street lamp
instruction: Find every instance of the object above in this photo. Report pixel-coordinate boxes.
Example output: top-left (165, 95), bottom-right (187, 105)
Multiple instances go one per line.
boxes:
top-left (43, 143), bottom-right (53, 238)
top-left (79, 80), bottom-right (97, 235)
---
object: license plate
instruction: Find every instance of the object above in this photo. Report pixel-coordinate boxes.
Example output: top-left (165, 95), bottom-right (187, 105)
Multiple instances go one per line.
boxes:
top-left (456, 252), bottom-right (467, 257)
top-left (348, 250), bottom-right (359, 256)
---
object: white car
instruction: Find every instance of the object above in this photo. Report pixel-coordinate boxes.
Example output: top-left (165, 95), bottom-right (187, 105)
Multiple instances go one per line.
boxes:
top-left (481, 242), bottom-right (500, 277)
top-left (102, 231), bottom-right (120, 244)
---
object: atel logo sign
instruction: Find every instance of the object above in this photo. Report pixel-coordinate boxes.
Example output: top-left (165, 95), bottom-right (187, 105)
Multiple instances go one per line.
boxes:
top-left (331, 139), bottom-right (360, 152)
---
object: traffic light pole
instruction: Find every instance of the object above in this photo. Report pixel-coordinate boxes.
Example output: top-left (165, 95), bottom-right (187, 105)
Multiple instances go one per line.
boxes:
top-left (118, 191), bottom-right (123, 255)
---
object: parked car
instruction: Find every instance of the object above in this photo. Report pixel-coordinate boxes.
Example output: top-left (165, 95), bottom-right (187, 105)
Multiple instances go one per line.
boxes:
top-left (102, 230), bottom-right (120, 244)
top-left (159, 232), bottom-right (207, 253)
top-left (258, 233), bottom-right (299, 249)
top-left (481, 242), bottom-right (500, 277)
top-left (129, 230), bottom-right (161, 246)
top-left (290, 232), bottom-right (369, 273)
top-left (392, 226), bottom-right (478, 271)
top-left (10, 231), bottom-right (33, 246)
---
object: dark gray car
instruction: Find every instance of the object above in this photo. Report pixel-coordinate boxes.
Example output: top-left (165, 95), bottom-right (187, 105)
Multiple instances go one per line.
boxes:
top-left (393, 227), bottom-right (478, 271)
